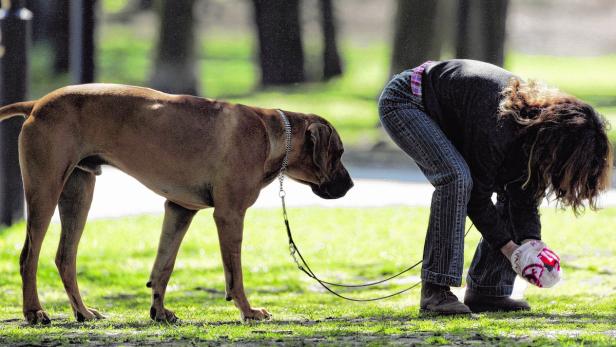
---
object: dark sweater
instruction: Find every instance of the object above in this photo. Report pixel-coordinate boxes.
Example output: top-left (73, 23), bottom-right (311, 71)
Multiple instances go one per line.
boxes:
top-left (421, 59), bottom-right (541, 249)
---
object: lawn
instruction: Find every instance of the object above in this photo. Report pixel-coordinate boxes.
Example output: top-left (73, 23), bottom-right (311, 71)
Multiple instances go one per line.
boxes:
top-left (0, 207), bottom-right (614, 345)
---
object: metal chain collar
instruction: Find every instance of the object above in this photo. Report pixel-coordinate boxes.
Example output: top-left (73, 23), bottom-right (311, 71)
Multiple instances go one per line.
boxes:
top-left (277, 109), bottom-right (292, 198)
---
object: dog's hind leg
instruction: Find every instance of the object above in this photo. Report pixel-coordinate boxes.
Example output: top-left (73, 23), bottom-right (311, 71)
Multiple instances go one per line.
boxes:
top-left (19, 164), bottom-right (65, 324)
top-left (19, 117), bottom-right (81, 325)
top-left (20, 199), bottom-right (56, 325)
top-left (56, 168), bottom-right (103, 322)
top-left (147, 200), bottom-right (196, 322)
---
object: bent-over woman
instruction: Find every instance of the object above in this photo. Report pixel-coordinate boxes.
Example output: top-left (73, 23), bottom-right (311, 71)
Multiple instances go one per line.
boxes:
top-left (378, 59), bottom-right (612, 315)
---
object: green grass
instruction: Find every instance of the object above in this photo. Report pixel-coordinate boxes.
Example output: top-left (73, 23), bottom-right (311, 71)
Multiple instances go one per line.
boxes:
top-left (1, 207), bottom-right (615, 345)
top-left (29, 24), bottom-right (616, 149)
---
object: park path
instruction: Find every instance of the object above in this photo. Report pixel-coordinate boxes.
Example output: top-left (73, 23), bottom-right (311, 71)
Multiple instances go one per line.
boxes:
top-left (52, 166), bottom-right (434, 221)
top-left (51, 165), bottom-right (616, 221)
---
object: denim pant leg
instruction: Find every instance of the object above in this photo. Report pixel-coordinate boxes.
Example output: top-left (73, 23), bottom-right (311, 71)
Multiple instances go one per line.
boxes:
top-left (378, 73), bottom-right (472, 287)
top-left (466, 197), bottom-right (517, 296)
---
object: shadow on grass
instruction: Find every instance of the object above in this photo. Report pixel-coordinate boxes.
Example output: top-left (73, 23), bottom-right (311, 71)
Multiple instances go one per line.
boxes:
top-left (2, 311), bottom-right (614, 346)
top-left (0, 318), bottom-right (529, 347)
top-left (511, 312), bottom-right (616, 325)
top-left (4, 310), bottom-right (614, 328)
top-left (0, 331), bottom-right (527, 347)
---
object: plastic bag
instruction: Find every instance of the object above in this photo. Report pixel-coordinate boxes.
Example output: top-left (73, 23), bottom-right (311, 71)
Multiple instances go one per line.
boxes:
top-left (510, 240), bottom-right (561, 288)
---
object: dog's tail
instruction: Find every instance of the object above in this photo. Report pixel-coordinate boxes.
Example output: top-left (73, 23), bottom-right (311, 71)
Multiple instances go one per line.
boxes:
top-left (0, 100), bottom-right (36, 121)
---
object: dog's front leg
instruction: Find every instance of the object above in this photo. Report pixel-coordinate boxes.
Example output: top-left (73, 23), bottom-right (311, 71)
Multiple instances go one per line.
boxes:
top-left (148, 201), bottom-right (197, 322)
top-left (213, 207), bottom-right (271, 321)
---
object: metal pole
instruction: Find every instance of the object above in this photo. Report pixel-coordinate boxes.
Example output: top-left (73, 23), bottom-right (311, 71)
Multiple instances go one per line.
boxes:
top-left (70, 0), bottom-right (96, 84)
top-left (0, 0), bottom-right (31, 226)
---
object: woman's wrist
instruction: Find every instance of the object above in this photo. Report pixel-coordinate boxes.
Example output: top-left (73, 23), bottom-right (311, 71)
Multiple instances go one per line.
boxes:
top-left (500, 240), bottom-right (520, 260)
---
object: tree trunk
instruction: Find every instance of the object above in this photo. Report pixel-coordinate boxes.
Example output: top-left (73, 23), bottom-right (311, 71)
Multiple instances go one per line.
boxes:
top-left (0, 0), bottom-right (31, 226)
top-left (48, 0), bottom-right (70, 74)
top-left (319, 0), bottom-right (342, 80)
top-left (456, 0), bottom-right (509, 67)
top-left (252, 0), bottom-right (305, 86)
top-left (70, 0), bottom-right (97, 84)
top-left (390, 0), bottom-right (440, 75)
top-left (149, 0), bottom-right (200, 95)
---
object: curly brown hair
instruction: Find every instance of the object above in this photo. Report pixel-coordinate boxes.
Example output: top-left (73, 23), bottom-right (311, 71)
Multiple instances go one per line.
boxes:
top-left (499, 78), bottom-right (613, 214)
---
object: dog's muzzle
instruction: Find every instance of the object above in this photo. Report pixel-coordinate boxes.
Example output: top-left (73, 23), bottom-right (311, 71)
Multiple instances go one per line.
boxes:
top-left (311, 168), bottom-right (354, 199)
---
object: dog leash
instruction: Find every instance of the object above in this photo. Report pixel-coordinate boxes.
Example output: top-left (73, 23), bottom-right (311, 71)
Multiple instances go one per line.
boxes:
top-left (276, 110), bottom-right (472, 301)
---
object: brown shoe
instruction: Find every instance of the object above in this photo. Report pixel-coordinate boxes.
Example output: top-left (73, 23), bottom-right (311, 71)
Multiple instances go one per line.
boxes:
top-left (420, 282), bottom-right (471, 316)
top-left (464, 290), bottom-right (531, 313)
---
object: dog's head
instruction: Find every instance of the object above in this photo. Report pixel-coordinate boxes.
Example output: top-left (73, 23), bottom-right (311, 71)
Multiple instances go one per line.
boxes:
top-left (287, 116), bottom-right (354, 199)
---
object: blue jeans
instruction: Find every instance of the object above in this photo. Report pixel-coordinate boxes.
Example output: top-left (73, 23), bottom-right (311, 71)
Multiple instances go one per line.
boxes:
top-left (378, 70), bottom-right (516, 296)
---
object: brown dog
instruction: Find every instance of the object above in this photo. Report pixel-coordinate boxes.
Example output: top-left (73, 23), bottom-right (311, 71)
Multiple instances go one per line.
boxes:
top-left (0, 83), bottom-right (354, 324)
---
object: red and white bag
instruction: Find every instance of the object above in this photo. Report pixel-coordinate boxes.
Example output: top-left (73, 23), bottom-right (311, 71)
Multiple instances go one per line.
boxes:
top-left (510, 240), bottom-right (562, 288)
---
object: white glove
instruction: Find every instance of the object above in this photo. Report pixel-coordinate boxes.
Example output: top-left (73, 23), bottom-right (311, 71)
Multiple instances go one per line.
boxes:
top-left (510, 240), bottom-right (562, 288)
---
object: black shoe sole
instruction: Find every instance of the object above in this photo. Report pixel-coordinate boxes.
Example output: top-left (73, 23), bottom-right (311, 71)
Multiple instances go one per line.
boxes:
top-left (419, 308), bottom-right (472, 317)
top-left (465, 304), bottom-right (531, 313)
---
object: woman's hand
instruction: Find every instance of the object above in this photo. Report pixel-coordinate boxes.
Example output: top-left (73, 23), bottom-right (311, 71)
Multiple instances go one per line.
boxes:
top-left (500, 239), bottom-right (538, 260)
top-left (500, 241), bottom-right (520, 260)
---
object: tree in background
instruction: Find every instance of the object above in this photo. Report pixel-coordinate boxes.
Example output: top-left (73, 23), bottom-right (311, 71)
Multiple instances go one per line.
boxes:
top-left (149, 0), bottom-right (200, 95)
top-left (456, 0), bottom-right (509, 67)
top-left (252, 0), bottom-right (304, 86)
top-left (319, 0), bottom-right (342, 80)
top-left (0, 0), bottom-right (31, 225)
top-left (24, 0), bottom-right (68, 74)
top-left (70, 0), bottom-right (97, 84)
top-left (390, 0), bottom-right (440, 75)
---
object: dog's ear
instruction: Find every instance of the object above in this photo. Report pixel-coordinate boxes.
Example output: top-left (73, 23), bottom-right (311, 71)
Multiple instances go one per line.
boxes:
top-left (307, 123), bottom-right (332, 172)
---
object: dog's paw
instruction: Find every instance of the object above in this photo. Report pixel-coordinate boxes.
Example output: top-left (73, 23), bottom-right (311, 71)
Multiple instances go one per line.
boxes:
top-left (75, 308), bottom-right (105, 322)
top-left (241, 307), bottom-right (271, 322)
top-left (24, 309), bottom-right (51, 325)
top-left (150, 306), bottom-right (179, 323)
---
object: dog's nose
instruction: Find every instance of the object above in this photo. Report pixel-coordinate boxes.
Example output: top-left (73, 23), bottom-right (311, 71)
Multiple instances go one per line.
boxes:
top-left (328, 176), bottom-right (354, 199)
top-left (340, 178), bottom-right (354, 196)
